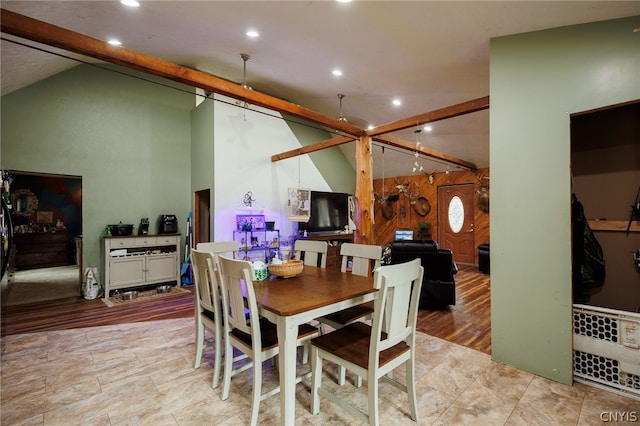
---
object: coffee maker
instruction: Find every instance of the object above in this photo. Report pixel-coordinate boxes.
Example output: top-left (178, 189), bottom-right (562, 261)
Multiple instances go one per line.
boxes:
top-left (158, 214), bottom-right (178, 234)
top-left (138, 218), bottom-right (149, 235)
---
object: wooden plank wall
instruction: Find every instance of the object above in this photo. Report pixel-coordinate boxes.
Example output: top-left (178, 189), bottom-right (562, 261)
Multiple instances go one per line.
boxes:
top-left (371, 167), bottom-right (490, 265)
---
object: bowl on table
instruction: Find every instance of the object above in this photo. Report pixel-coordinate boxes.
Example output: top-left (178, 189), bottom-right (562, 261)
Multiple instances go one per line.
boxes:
top-left (268, 260), bottom-right (304, 278)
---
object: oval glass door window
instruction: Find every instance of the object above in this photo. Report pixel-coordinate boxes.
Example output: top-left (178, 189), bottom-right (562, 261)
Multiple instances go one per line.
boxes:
top-left (448, 196), bottom-right (464, 233)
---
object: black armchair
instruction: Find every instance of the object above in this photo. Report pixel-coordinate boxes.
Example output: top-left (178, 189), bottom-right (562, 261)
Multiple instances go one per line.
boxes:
top-left (478, 243), bottom-right (490, 274)
top-left (388, 240), bottom-right (457, 308)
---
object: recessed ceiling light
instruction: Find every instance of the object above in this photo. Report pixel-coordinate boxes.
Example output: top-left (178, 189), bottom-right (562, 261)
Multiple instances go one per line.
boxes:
top-left (108, 39), bottom-right (122, 46)
top-left (246, 30), bottom-right (260, 38)
top-left (332, 69), bottom-right (343, 77)
top-left (120, 0), bottom-right (140, 7)
top-left (367, 125), bottom-right (375, 130)
top-left (336, 0), bottom-right (352, 3)
top-left (392, 98), bottom-right (402, 107)
top-left (423, 125), bottom-right (432, 132)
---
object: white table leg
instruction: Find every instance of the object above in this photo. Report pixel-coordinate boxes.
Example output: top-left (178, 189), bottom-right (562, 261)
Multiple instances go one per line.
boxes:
top-left (277, 316), bottom-right (298, 425)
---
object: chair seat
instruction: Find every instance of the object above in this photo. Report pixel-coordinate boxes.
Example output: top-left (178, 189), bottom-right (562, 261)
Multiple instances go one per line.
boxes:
top-left (231, 318), bottom-right (318, 352)
top-left (311, 322), bottom-right (409, 370)
top-left (320, 302), bottom-right (374, 327)
top-left (201, 308), bottom-right (216, 322)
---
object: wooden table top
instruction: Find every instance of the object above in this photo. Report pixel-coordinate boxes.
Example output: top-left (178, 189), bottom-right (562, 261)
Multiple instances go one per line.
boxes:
top-left (253, 266), bottom-right (375, 317)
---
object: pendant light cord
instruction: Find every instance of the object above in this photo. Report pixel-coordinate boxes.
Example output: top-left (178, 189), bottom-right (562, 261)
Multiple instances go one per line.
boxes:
top-left (382, 146), bottom-right (385, 198)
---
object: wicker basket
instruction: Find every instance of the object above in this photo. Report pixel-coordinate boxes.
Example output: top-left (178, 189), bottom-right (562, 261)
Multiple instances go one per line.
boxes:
top-left (268, 260), bottom-right (304, 278)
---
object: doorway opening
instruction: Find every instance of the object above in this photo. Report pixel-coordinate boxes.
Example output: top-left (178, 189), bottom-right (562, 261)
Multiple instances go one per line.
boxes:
top-left (194, 189), bottom-right (211, 246)
top-left (2, 171), bottom-right (83, 306)
top-left (570, 99), bottom-right (640, 400)
top-left (570, 99), bottom-right (640, 311)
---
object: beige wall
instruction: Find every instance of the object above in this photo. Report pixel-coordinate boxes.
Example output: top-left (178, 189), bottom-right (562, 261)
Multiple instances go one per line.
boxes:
top-left (572, 103), bottom-right (640, 311)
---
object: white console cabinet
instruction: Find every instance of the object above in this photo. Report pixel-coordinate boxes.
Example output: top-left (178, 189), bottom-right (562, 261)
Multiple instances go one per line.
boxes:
top-left (103, 234), bottom-right (181, 296)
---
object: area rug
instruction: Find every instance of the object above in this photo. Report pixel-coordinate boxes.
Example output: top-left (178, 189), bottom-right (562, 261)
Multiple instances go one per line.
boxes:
top-left (102, 286), bottom-right (191, 307)
top-left (2, 265), bottom-right (80, 306)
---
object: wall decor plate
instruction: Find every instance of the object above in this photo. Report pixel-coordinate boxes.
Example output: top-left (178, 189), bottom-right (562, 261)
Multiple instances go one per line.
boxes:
top-left (412, 197), bottom-right (430, 216)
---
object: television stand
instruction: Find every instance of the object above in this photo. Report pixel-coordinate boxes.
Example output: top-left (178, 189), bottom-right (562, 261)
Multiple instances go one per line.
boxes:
top-left (303, 232), bottom-right (353, 270)
top-left (308, 230), bottom-right (349, 237)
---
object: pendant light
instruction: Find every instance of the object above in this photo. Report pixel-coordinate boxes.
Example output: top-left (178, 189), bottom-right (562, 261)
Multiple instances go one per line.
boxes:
top-left (412, 126), bottom-right (424, 173)
top-left (337, 94), bottom-right (348, 122)
top-left (237, 53), bottom-right (252, 110)
top-left (381, 146), bottom-right (386, 200)
top-left (379, 146), bottom-right (395, 219)
top-left (240, 53), bottom-right (252, 90)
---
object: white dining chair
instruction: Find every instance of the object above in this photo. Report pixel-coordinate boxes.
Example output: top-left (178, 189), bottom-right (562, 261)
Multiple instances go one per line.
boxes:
top-left (293, 239), bottom-right (329, 357)
top-left (190, 248), bottom-right (225, 388)
top-left (319, 243), bottom-right (382, 330)
top-left (294, 239), bottom-right (328, 268)
top-left (310, 258), bottom-right (424, 426)
top-left (216, 255), bottom-right (320, 426)
top-left (196, 241), bottom-right (239, 257)
top-left (191, 241), bottom-right (239, 389)
top-left (317, 242), bottom-right (382, 385)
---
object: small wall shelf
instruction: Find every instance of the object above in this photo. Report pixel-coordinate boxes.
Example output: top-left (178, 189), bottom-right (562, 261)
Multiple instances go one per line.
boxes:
top-left (588, 220), bottom-right (640, 233)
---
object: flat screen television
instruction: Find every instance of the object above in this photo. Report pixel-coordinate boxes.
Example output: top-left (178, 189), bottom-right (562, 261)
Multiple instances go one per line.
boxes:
top-left (298, 191), bottom-right (350, 234)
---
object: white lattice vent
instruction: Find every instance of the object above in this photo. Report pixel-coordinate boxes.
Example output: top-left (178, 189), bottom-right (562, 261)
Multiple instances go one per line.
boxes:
top-left (573, 304), bottom-right (640, 401)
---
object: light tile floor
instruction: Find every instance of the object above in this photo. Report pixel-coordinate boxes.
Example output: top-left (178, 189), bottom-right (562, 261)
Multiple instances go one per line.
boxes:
top-left (1, 318), bottom-right (637, 425)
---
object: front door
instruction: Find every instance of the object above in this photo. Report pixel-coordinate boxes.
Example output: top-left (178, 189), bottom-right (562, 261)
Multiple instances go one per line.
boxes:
top-left (438, 184), bottom-right (475, 264)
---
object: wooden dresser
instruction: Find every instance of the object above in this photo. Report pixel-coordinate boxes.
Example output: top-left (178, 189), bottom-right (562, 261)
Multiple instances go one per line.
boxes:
top-left (14, 231), bottom-right (70, 270)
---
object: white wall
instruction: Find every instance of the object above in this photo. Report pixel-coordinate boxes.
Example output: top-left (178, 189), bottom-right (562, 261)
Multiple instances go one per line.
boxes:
top-left (212, 95), bottom-right (333, 244)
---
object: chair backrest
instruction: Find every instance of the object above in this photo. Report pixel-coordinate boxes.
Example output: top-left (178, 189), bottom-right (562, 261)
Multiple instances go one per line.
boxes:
top-left (216, 255), bottom-right (262, 349)
top-left (294, 239), bottom-right (328, 268)
top-left (370, 258), bottom-right (424, 360)
top-left (196, 241), bottom-right (239, 258)
top-left (190, 248), bottom-right (221, 318)
top-left (339, 242), bottom-right (382, 277)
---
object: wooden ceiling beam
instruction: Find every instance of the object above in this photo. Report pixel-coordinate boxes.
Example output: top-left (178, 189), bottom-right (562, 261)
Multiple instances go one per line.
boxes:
top-left (0, 9), bottom-right (365, 137)
top-left (373, 135), bottom-right (477, 171)
top-left (271, 135), bottom-right (355, 162)
top-left (367, 96), bottom-right (490, 136)
top-left (272, 98), bottom-right (486, 168)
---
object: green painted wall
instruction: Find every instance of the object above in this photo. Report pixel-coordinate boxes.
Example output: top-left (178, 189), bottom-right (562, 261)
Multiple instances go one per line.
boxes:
top-left (283, 115), bottom-right (356, 194)
top-left (490, 16), bottom-right (640, 384)
top-left (190, 95), bottom-right (216, 235)
top-left (191, 97), bottom-right (215, 195)
top-left (1, 64), bottom-right (193, 277)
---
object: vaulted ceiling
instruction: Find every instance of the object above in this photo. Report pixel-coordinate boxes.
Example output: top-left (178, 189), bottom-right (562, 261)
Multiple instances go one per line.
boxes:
top-left (2, 1), bottom-right (637, 177)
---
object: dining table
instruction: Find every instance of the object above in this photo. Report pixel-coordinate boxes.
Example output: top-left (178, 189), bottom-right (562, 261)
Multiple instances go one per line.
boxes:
top-left (252, 265), bottom-right (376, 425)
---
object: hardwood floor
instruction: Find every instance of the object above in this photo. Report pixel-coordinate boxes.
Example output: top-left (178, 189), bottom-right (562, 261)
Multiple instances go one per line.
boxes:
top-left (1, 265), bottom-right (491, 353)
top-left (0, 290), bottom-right (194, 337)
top-left (416, 265), bottom-right (492, 354)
